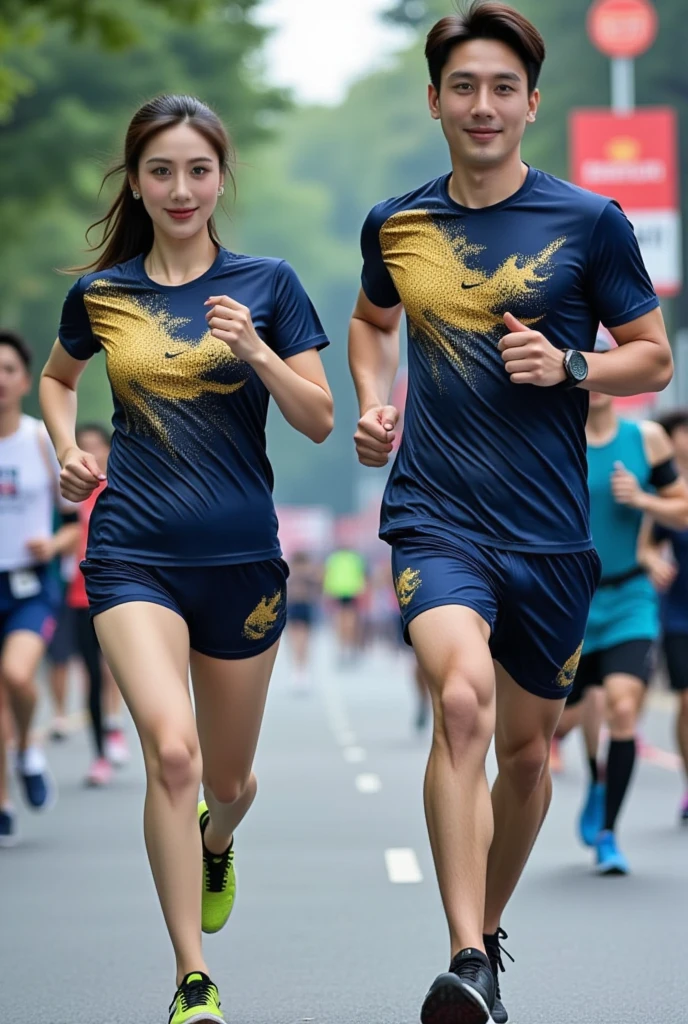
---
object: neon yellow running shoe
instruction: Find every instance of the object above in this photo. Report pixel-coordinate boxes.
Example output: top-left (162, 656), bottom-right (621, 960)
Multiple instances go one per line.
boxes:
top-left (168, 972), bottom-right (223, 1024)
top-left (199, 800), bottom-right (236, 934)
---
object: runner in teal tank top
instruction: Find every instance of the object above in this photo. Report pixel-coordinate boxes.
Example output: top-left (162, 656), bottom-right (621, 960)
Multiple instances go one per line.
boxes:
top-left (555, 338), bottom-right (688, 875)
top-left (584, 418), bottom-right (659, 653)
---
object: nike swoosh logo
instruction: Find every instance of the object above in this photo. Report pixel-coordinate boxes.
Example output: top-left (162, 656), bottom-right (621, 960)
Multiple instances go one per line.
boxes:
top-left (461, 282), bottom-right (482, 290)
top-left (164, 351), bottom-right (183, 359)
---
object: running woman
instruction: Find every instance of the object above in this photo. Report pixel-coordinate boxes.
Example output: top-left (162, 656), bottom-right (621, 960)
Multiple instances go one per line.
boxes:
top-left (348, 5), bottom-right (672, 1022)
top-left (555, 365), bottom-right (688, 874)
top-left (39, 95), bottom-right (332, 1023)
top-left (641, 408), bottom-right (688, 822)
top-left (0, 330), bottom-right (79, 845)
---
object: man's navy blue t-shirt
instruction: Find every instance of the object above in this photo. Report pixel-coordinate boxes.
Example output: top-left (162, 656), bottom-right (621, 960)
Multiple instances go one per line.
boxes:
top-left (360, 167), bottom-right (659, 553)
top-left (58, 248), bottom-right (328, 565)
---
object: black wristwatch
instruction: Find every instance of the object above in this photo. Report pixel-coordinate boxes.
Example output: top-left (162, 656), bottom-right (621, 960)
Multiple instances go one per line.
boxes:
top-left (561, 349), bottom-right (589, 389)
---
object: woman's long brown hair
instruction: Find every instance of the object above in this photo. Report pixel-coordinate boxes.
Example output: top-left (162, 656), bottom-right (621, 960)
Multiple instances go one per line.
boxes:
top-left (73, 94), bottom-right (235, 273)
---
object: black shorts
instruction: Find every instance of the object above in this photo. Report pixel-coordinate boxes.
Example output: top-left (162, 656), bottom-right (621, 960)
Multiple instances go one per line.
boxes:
top-left (566, 639), bottom-right (656, 708)
top-left (82, 557), bottom-right (289, 659)
top-left (288, 601), bottom-right (315, 626)
top-left (47, 601), bottom-right (78, 666)
top-left (662, 634), bottom-right (688, 693)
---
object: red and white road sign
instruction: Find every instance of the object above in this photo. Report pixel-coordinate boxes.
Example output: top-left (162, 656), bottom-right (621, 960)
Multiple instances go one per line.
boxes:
top-left (587, 0), bottom-right (658, 59)
top-left (570, 107), bottom-right (681, 296)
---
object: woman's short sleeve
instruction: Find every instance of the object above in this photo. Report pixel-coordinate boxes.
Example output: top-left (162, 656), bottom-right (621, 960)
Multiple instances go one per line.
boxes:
top-left (269, 261), bottom-right (329, 359)
top-left (58, 278), bottom-right (101, 359)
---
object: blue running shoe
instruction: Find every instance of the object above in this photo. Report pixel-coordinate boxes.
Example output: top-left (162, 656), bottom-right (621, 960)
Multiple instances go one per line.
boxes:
top-left (578, 782), bottom-right (605, 847)
top-left (16, 747), bottom-right (57, 811)
top-left (0, 806), bottom-right (17, 847)
top-left (595, 830), bottom-right (629, 875)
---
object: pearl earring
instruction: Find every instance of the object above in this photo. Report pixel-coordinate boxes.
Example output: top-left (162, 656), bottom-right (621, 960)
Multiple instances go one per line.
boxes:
top-left (132, 190), bottom-right (141, 199)
top-left (218, 186), bottom-right (225, 197)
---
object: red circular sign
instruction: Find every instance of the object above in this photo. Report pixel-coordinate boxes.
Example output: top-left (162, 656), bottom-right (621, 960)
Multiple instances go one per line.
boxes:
top-left (587, 0), bottom-right (658, 58)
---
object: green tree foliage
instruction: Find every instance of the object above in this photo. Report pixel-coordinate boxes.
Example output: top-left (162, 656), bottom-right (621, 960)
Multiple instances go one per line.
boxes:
top-left (0, 0), bottom-right (215, 118)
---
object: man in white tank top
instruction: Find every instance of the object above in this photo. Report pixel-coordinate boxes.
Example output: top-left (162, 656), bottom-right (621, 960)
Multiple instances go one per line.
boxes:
top-left (0, 330), bottom-right (80, 845)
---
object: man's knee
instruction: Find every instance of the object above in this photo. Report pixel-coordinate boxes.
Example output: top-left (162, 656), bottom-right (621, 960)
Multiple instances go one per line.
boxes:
top-left (607, 694), bottom-right (639, 735)
top-left (0, 663), bottom-right (36, 699)
top-left (435, 670), bottom-right (492, 757)
top-left (498, 736), bottom-right (550, 800)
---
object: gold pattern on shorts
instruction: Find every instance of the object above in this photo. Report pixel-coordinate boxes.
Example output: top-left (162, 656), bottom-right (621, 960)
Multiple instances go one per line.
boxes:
top-left (395, 567), bottom-right (422, 608)
top-left (556, 640), bottom-right (583, 688)
top-left (243, 590), bottom-right (282, 641)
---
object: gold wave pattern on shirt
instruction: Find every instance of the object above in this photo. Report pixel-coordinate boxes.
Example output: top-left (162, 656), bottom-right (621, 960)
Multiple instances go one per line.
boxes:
top-left (395, 567), bottom-right (422, 608)
top-left (83, 281), bottom-right (248, 448)
top-left (379, 210), bottom-right (565, 381)
top-left (243, 590), bottom-right (283, 641)
top-left (556, 640), bottom-right (583, 689)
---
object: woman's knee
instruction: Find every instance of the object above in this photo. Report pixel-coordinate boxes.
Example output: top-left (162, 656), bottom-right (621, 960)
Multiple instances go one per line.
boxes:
top-left (205, 770), bottom-right (256, 808)
top-left (147, 733), bottom-right (202, 795)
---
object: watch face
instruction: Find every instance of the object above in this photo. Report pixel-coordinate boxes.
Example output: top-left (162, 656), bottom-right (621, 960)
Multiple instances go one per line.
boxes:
top-left (568, 350), bottom-right (588, 381)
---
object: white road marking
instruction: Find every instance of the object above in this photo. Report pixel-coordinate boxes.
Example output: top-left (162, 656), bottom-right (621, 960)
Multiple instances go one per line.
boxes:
top-left (343, 746), bottom-right (367, 763)
top-left (355, 772), bottom-right (382, 793)
top-left (321, 671), bottom-right (357, 747)
top-left (385, 848), bottom-right (423, 883)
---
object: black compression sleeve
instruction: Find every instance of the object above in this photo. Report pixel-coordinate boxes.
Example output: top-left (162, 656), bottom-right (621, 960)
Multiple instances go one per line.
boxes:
top-left (649, 458), bottom-right (679, 490)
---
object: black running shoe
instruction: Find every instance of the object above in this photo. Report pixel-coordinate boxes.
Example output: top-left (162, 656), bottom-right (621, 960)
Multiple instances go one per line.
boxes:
top-left (420, 947), bottom-right (495, 1024)
top-left (484, 928), bottom-right (514, 1024)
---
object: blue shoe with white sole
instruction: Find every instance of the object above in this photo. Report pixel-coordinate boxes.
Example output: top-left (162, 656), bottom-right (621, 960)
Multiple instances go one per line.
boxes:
top-left (595, 830), bottom-right (629, 875)
top-left (578, 782), bottom-right (605, 847)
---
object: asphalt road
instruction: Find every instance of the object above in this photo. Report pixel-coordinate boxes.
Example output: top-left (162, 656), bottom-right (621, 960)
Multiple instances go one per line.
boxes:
top-left (2, 633), bottom-right (686, 1024)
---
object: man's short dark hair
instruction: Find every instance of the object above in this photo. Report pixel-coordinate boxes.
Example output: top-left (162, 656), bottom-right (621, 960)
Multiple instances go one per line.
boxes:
top-left (76, 422), bottom-right (112, 446)
top-left (0, 329), bottom-right (32, 372)
top-left (656, 409), bottom-right (688, 439)
top-left (425, 1), bottom-right (546, 94)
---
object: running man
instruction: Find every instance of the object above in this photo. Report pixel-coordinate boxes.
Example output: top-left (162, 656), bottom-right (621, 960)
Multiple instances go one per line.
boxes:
top-left (0, 330), bottom-right (79, 845)
top-left (66, 423), bottom-right (114, 787)
top-left (348, 4), bottom-right (672, 1022)
top-left (641, 408), bottom-right (688, 822)
top-left (40, 95), bottom-right (332, 1023)
top-left (555, 347), bottom-right (688, 873)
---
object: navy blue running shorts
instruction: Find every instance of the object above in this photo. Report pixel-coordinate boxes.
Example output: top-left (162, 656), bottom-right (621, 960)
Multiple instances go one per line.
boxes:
top-left (391, 531), bottom-right (601, 700)
top-left (0, 567), bottom-right (59, 648)
top-left (81, 558), bottom-right (289, 660)
top-left (287, 601), bottom-right (315, 626)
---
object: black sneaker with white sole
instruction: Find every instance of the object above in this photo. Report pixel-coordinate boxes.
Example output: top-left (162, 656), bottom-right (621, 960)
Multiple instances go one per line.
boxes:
top-left (484, 929), bottom-right (514, 1024)
top-left (420, 947), bottom-right (495, 1024)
